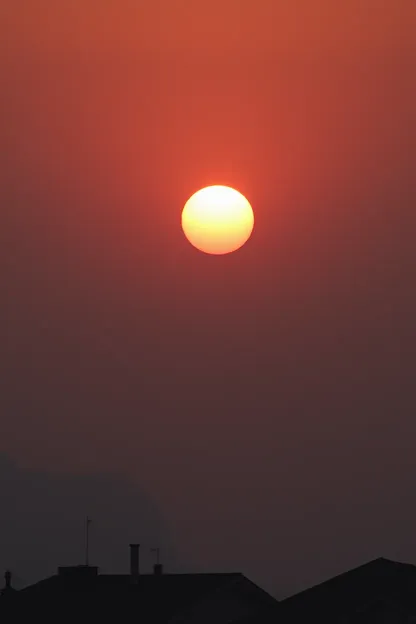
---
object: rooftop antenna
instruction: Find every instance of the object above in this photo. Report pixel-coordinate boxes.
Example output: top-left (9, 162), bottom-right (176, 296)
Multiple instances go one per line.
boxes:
top-left (151, 547), bottom-right (160, 564)
top-left (85, 516), bottom-right (92, 566)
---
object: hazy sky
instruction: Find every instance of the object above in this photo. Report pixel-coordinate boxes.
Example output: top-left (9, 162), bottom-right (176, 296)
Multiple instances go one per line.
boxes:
top-left (1, 1), bottom-right (415, 597)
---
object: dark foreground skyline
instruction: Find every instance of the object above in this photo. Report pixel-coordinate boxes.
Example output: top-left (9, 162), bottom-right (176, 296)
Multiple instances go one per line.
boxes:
top-left (1, 1), bottom-right (415, 598)
top-left (3, 547), bottom-right (416, 624)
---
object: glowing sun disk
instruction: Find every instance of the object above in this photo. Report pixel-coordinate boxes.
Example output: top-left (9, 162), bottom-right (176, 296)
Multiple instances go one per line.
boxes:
top-left (181, 185), bottom-right (254, 255)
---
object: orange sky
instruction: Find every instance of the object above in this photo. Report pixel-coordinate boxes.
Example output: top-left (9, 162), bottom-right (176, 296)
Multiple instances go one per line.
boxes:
top-left (1, 1), bottom-right (413, 57)
top-left (2, 1), bottom-right (413, 203)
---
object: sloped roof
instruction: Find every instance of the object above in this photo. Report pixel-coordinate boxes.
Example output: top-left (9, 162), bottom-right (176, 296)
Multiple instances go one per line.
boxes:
top-left (5, 570), bottom-right (277, 622)
top-left (281, 557), bottom-right (416, 623)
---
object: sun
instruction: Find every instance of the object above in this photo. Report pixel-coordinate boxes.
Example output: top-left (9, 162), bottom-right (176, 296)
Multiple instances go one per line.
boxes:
top-left (181, 185), bottom-right (254, 255)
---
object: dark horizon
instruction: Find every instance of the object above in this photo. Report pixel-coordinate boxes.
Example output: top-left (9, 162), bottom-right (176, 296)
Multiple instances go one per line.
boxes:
top-left (1, 0), bottom-right (415, 601)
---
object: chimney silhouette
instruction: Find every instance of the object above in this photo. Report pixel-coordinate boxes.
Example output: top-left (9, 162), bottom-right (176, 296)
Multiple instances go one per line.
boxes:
top-left (1, 570), bottom-right (14, 597)
top-left (130, 544), bottom-right (140, 579)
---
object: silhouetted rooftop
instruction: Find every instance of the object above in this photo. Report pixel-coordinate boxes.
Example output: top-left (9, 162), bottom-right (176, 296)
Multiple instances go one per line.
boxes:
top-left (281, 557), bottom-right (416, 623)
top-left (3, 567), bottom-right (278, 622)
top-left (22, 569), bottom-right (242, 594)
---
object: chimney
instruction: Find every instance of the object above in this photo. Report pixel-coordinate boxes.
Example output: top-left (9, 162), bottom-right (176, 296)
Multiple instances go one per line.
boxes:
top-left (130, 544), bottom-right (140, 579)
top-left (154, 563), bottom-right (163, 576)
top-left (1, 570), bottom-right (15, 597)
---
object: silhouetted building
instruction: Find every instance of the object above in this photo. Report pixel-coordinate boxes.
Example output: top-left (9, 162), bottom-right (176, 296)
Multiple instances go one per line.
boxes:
top-left (0, 570), bottom-right (16, 598)
top-left (231, 557), bottom-right (416, 624)
top-left (6, 546), bottom-right (415, 623)
top-left (0, 544), bottom-right (279, 623)
top-left (280, 557), bottom-right (416, 623)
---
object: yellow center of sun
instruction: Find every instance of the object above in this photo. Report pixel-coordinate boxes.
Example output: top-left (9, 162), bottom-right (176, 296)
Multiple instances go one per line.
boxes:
top-left (181, 185), bottom-right (254, 255)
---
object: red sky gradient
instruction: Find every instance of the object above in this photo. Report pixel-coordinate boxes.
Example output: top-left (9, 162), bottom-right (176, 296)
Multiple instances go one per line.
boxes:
top-left (1, 1), bottom-right (415, 596)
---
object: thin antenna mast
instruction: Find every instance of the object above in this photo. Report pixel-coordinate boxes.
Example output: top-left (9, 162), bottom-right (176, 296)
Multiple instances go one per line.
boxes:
top-left (85, 516), bottom-right (92, 566)
top-left (151, 547), bottom-right (160, 564)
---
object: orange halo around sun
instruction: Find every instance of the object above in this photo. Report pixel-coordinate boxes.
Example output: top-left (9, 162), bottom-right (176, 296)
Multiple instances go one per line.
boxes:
top-left (181, 185), bottom-right (254, 255)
